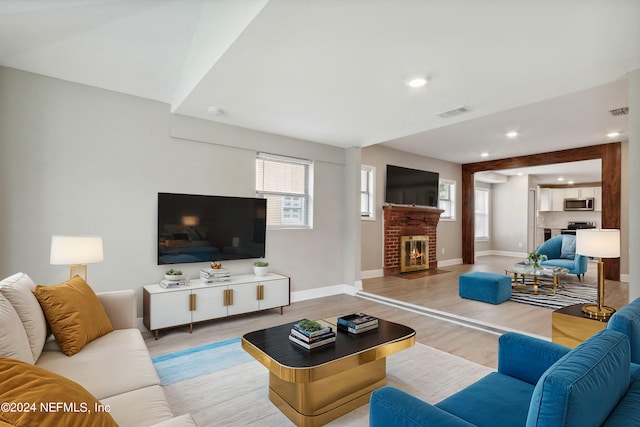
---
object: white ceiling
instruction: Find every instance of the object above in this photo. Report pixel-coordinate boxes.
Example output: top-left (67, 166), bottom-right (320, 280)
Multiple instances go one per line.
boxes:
top-left (1, 1), bottom-right (638, 171)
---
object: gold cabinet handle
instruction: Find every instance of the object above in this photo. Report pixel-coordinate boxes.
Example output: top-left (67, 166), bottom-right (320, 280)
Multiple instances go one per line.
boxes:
top-left (257, 284), bottom-right (265, 300)
top-left (189, 293), bottom-right (196, 311)
top-left (228, 288), bottom-right (233, 306)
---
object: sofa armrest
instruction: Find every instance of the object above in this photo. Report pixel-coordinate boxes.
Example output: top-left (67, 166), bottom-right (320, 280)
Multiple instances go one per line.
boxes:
top-left (370, 386), bottom-right (475, 427)
top-left (96, 290), bottom-right (137, 330)
top-left (498, 332), bottom-right (570, 385)
top-left (575, 254), bottom-right (588, 274)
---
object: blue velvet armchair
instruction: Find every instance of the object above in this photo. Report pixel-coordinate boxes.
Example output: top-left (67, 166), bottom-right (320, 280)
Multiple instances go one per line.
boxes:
top-left (535, 234), bottom-right (588, 280)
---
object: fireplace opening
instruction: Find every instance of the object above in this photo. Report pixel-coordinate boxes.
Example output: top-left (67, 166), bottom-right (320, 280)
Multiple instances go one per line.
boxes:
top-left (400, 235), bottom-right (429, 273)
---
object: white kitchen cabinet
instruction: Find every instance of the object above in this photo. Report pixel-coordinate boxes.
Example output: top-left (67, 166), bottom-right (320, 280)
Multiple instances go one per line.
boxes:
top-left (143, 273), bottom-right (290, 339)
top-left (551, 189), bottom-right (566, 212)
top-left (538, 188), bottom-right (551, 211)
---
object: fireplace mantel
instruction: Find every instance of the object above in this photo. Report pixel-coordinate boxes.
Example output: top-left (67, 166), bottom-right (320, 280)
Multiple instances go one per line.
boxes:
top-left (383, 205), bottom-right (444, 276)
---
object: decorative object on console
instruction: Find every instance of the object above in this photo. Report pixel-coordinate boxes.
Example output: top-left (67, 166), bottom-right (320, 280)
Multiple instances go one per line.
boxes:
top-left (49, 235), bottom-right (104, 281)
top-left (576, 229), bottom-right (621, 320)
top-left (200, 267), bottom-right (230, 283)
top-left (164, 268), bottom-right (184, 281)
top-left (211, 261), bottom-right (222, 269)
top-left (253, 260), bottom-right (269, 276)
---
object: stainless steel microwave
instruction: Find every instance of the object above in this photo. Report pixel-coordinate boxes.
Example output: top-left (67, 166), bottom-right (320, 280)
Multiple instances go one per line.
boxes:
top-left (564, 198), bottom-right (594, 211)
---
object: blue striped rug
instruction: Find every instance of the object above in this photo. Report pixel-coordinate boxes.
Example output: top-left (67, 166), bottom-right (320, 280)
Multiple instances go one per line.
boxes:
top-left (152, 337), bottom-right (254, 386)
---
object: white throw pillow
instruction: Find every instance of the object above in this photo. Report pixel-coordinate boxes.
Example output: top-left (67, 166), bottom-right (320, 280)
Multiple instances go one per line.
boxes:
top-left (0, 293), bottom-right (34, 364)
top-left (0, 272), bottom-right (47, 361)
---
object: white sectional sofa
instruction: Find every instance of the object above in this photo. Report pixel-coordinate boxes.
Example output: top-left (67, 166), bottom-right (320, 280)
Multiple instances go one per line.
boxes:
top-left (0, 272), bottom-right (196, 427)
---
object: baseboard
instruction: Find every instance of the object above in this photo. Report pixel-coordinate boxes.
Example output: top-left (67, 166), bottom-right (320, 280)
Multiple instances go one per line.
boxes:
top-left (477, 250), bottom-right (527, 259)
top-left (361, 269), bottom-right (384, 279)
top-left (437, 258), bottom-right (463, 267)
top-left (290, 283), bottom-right (356, 303)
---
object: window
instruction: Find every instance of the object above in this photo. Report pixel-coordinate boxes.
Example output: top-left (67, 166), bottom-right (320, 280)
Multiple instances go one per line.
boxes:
top-left (256, 153), bottom-right (313, 228)
top-left (361, 165), bottom-right (375, 220)
top-left (438, 179), bottom-right (456, 220)
top-left (475, 187), bottom-right (489, 240)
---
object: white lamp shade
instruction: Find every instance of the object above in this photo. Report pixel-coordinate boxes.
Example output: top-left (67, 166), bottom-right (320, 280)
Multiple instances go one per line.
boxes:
top-left (50, 236), bottom-right (104, 265)
top-left (576, 229), bottom-right (620, 258)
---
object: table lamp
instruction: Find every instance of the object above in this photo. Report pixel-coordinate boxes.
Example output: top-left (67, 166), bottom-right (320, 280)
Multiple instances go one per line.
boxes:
top-left (50, 235), bottom-right (104, 281)
top-left (576, 229), bottom-right (620, 321)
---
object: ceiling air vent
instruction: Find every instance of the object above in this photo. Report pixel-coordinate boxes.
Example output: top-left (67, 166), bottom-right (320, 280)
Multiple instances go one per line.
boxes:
top-left (437, 106), bottom-right (470, 119)
top-left (609, 107), bottom-right (628, 116)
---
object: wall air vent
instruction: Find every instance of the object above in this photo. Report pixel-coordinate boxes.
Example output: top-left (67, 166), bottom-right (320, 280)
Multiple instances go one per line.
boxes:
top-left (437, 106), bottom-right (470, 119)
top-left (609, 107), bottom-right (628, 116)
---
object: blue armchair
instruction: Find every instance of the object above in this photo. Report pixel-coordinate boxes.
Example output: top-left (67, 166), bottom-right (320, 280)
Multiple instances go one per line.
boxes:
top-left (535, 234), bottom-right (588, 280)
top-left (370, 329), bottom-right (639, 427)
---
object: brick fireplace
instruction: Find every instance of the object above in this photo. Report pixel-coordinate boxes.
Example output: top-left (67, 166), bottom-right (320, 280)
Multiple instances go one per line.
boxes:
top-left (383, 205), bottom-right (443, 276)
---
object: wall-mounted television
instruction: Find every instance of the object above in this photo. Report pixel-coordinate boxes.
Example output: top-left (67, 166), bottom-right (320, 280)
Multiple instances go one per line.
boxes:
top-left (385, 165), bottom-right (439, 208)
top-left (157, 193), bottom-right (266, 265)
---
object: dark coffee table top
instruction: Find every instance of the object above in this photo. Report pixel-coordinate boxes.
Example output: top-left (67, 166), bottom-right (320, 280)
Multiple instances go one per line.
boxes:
top-left (242, 317), bottom-right (416, 369)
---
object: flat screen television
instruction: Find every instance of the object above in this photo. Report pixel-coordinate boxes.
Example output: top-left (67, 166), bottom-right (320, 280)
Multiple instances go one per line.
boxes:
top-left (385, 165), bottom-right (440, 208)
top-left (157, 193), bottom-right (266, 265)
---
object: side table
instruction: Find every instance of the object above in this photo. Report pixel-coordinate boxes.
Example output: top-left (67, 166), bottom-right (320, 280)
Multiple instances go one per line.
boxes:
top-left (552, 303), bottom-right (607, 348)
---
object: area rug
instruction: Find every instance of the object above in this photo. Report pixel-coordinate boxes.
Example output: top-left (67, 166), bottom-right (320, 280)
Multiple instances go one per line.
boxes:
top-left (152, 337), bottom-right (494, 426)
top-left (511, 281), bottom-right (597, 310)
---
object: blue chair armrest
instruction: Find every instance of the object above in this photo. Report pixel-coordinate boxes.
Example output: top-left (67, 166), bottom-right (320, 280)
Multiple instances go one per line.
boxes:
top-left (574, 254), bottom-right (588, 274)
top-left (498, 332), bottom-right (570, 385)
top-left (370, 386), bottom-right (475, 427)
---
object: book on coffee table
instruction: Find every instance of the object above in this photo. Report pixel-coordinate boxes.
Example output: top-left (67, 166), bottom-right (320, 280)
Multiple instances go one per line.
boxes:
top-left (337, 313), bottom-right (379, 333)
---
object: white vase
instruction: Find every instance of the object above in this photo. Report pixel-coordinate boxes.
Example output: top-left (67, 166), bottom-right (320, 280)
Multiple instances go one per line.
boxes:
top-left (253, 266), bottom-right (268, 276)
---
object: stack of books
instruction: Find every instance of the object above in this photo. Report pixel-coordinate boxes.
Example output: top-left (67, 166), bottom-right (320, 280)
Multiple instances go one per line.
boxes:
top-left (200, 268), bottom-right (230, 283)
top-left (159, 279), bottom-right (188, 289)
top-left (337, 313), bottom-right (379, 334)
top-left (288, 319), bottom-right (336, 349)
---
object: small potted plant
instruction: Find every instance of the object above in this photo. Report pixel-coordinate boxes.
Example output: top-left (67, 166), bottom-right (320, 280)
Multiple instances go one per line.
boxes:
top-left (253, 260), bottom-right (269, 277)
top-left (164, 268), bottom-right (184, 281)
top-left (527, 251), bottom-right (547, 271)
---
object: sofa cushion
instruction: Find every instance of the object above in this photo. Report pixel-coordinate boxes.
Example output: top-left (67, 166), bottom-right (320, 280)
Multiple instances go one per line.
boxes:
top-left (527, 329), bottom-right (630, 427)
top-left (602, 363), bottom-right (640, 426)
top-left (0, 294), bottom-right (33, 364)
top-left (436, 372), bottom-right (535, 427)
top-left (35, 276), bottom-right (113, 356)
top-left (0, 357), bottom-right (118, 427)
top-left (101, 385), bottom-right (176, 427)
top-left (560, 235), bottom-right (576, 259)
top-left (36, 329), bottom-right (161, 400)
top-left (0, 272), bottom-right (47, 361)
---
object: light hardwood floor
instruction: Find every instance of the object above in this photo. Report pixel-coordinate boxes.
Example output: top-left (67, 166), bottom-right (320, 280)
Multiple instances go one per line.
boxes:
top-left (143, 255), bottom-right (628, 370)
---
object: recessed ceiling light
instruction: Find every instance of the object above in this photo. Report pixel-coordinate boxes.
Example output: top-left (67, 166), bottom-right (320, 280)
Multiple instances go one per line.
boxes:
top-left (506, 131), bottom-right (519, 138)
top-left (405, 76), bottom-right (428, 88)
top-left (557, 177), bottom-right (564, 182)
top-left (517, 172), bottom-right (523, 176)
top-left (607, 131), bottom-right (620, 138)
top-left (568, 180), bottom-right (575, 185)
top-left (480, 152), bottom-right (489, 158)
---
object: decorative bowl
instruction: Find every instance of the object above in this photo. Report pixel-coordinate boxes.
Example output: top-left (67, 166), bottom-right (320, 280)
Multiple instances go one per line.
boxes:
top-left (164, 274), bottom-right (184, 281)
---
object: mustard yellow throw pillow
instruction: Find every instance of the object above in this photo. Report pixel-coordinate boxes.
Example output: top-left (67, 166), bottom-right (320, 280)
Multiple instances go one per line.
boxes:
top-left (35, 276), bottom-right (113, 356)
top-left (0, 357), bottom-right (118, 427)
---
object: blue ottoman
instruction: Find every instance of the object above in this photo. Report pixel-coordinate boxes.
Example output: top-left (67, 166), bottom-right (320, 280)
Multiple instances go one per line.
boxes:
top-left (459, 272), bottom-right (512, 304)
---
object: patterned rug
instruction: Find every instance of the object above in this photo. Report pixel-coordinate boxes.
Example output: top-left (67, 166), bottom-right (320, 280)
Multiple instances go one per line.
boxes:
top-left (511, 281), bottom-right (598, 310)
top-left (152, 337), bottom-right (493, 426)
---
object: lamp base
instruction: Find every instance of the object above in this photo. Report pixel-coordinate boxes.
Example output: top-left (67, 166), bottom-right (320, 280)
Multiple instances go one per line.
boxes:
top-left (581, 304), bottom-right (616, 321)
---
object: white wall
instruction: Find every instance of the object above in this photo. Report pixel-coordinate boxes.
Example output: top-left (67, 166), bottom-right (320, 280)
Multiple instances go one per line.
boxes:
top-left (491, 175), bottom-right (529, 254)
top-left (0, 67), bottom-right (348, 313)
top-left (360, 145), bottom-right (462, 273)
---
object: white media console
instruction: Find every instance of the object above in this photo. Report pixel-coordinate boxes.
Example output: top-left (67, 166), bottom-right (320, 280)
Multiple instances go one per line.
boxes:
top-left (143, 273), bottom-right (290, 339)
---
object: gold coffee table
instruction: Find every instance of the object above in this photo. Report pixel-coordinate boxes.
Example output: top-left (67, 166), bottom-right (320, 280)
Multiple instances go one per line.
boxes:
top-left (241, 316), bottom-right (415, 427)
top-left (507, 263), bottom-right (569, 295)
